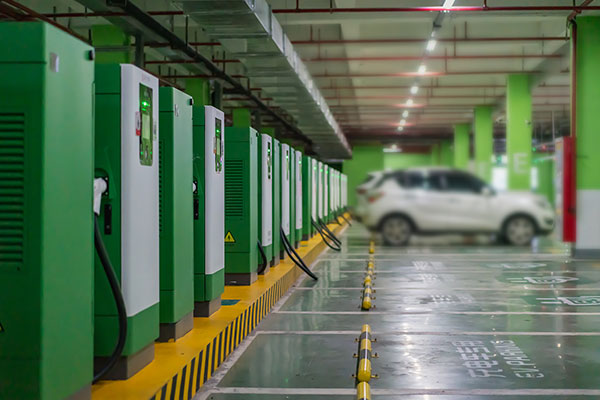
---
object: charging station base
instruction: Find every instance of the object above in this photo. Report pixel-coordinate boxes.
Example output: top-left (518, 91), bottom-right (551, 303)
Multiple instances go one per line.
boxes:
top-left (258, 264), bottom-right (270, 275)
top-left (65, 384), bottom-right (91, 400)
top-left (93, 343), bottom-right (155, 380)
top-left (157, 311), bottom-right (193, 342)
top-left (194, 296), bottom-right (222, 317)
top-left (225, 272), bottom-right (258, 286)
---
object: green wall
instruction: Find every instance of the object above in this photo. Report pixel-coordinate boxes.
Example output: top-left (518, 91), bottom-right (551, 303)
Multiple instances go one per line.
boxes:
top-left (385, 152), bottom-right (432, 170)
top-left (343, 146), bottom-right (384, 208)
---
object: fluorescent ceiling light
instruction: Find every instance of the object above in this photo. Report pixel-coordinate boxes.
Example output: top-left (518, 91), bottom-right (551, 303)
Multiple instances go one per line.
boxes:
top-left (397, 126), bottom-right (404, 132)
top-left (410, 85), bottom-right (419, 94)
top-left (406, 98), bottom-right (414, 106)
top-left (402, 110), bottom-right (409, 118)
top-left (417, 64), bottom-right (427, 75)
top-left (426, 39), bottom-right (437, 52)
top-left (400, 119), bottom-right (406, 125)
top-left (443, 0), bottom-right (455, 8)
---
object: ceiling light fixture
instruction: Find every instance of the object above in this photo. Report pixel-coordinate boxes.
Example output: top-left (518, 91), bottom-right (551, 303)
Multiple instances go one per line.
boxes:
top-left (417, 64), bottom-right (427, 75)
top-left (426, 39), bottom-right (437, 52)
top-left (400, 119), bottom-right (406, 125)
top-left (406, 98), bottom-right (414, 106)
top-left (397, 126), bottom-right (404, 132)
top-left (410, 85), bottom-right (419, 94)
top-left (402, 110), bottom-right (409, 118)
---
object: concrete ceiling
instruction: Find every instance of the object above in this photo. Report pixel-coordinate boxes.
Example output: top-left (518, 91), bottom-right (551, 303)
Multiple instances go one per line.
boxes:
top-left (6, 0), bottom-right (598, 150)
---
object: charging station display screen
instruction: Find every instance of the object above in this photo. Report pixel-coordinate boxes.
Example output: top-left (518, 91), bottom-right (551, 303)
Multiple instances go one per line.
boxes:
top-left (267, 141), bottom-right (272, 179)
top-left (214, 118), bottom-right (223, 173)
top-left (139, 84), bottom-right (153, 166)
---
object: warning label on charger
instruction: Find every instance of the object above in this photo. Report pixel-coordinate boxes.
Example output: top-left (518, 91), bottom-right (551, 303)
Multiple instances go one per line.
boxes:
top-left (224, 231), bottom-right (236, 243)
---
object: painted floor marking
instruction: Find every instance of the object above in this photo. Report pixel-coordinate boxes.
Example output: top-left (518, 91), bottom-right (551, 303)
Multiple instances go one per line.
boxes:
top-left (275, 310), bottom-right (600, 315)
top-left (255, 330), bottom-right (600, 336)
top-left (201, 387), bottom-right (600, 396)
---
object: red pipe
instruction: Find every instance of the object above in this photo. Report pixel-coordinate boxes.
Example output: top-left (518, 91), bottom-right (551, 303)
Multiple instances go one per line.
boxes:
top-left (319, 84), bottom-right (568, 90)
top-left (312, 70), bottom-right (547, 78)
top-left (292, 36), bottom-right (567, 45)
top-left (325, 94), bottom-right (569, 100)
top-left (305, 54), bottom-right (561, 62)
top-left (44, 10), bottom-right (183, 18)
top-left (273, 6), bottom-right (600, 13)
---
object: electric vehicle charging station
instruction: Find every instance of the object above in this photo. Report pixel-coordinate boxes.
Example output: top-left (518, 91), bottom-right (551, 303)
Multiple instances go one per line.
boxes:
top-left (311, 158), bottom-right (319, 236)
top-left (324, 165), bottom-right (330, 222)
top-left (192, 106), bottom-right (225, 316)
top-left (281, 144), bottom-right (291, 258)
top-left (258, 133), bottom-right (273, 273)
top-left (317, 161), bottom-right (324, 222)
top-left (224, 126), bottom-right (258, 285)
top-left (302, 155), bottom-right (313, 240)
top-left (157, 87), bottom-right (194, 340)
top-left (0, 22), bottom-right (95, 400)
top-left (272, 138), bottom-right (281, 267)
top-left (289, 148), bottom-right (297, 248)
top-left (94, 64), bottom-right (160, 379)
top-left (295, 150), bottom-right (303, 246)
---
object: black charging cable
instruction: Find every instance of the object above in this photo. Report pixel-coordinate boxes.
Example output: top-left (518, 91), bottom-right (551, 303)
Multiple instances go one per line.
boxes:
top-left (280, 227), bottom-right (318, 280)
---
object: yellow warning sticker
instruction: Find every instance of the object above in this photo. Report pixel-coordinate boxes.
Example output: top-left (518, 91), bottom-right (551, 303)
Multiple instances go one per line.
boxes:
top-left (224, 231), bottom-right (236, 243)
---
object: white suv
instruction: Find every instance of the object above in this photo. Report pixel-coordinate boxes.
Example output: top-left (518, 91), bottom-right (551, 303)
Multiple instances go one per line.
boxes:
top-left (354, 171), bottom-right (385, 222)
top-left (362, 168), bottom-right (554, 246)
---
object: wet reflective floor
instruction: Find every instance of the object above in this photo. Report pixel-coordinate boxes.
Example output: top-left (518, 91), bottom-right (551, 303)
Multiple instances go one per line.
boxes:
top-left (196, 226), bottom-right (600, 399)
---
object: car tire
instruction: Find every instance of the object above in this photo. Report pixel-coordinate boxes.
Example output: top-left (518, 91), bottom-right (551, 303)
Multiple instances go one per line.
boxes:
top-left (381, 215), bottom-right (412, 246)
top-left (503, 216), bottom-right (536, 246)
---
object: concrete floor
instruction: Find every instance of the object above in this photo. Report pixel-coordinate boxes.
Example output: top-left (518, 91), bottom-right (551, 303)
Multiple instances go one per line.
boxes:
top-left (196, 225), bottom-right (600, 399)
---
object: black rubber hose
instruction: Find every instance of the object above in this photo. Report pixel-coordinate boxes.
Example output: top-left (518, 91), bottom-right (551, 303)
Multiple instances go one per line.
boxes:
top-left (318, 218), bottom-right (342, 246)
top-left (93, 216), bottom-right (128, 383)
top-left (340, 213), bottom-right (352, 226)
top-left (311, 219), bottom-right (341, 252)
top-left (280, 227), bottom-right (318, 280)
top-left (257, 239), bottom-right (268, 275)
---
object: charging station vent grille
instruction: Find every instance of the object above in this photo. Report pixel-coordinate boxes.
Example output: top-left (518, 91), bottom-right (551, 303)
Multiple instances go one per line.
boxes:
top-left (225, 159), bottom-right (244, 217)
top-left (0, 113), bottom-right (25, 270)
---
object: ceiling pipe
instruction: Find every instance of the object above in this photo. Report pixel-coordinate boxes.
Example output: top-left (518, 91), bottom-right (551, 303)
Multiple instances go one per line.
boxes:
top-left (292, 36), bottom-right (567, 45)
top-left (319, 84), bottom-right (569, 90)
top-left (305, 54), bottom-right (562, 62)
top-left (312, 70), bottom-right (548, 78)
top-left (272, 6), bottom-right (600, 13)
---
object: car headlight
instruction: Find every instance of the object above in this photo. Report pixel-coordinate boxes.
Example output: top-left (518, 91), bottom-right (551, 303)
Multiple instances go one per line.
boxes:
top-left (535, 199), bottom-right (551, 210)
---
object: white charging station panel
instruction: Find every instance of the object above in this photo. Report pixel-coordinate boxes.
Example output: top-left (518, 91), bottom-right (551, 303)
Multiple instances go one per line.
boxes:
top-left (261, 134), bottom-right (273, 246)
top-left (281, 144), bottom-right (290, 235)
top-left (324, 165), bottom-right (329, 218)
top-left (295, 150), bottom-right (303, 230)
top-left (120, 64), bottom-right (159, 317)
top-left (311, 158), bottom-right (317, 222)
top-left (317, 161), bottom-right (323, 219)
top-left (204, 106), bottom-right (225, 275)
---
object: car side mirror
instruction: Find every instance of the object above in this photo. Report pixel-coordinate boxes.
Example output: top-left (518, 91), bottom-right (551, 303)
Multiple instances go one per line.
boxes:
top-left (481, 186), bottom-right (494, 196)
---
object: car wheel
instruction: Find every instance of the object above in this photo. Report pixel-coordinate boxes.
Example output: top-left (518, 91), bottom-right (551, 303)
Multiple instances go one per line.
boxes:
top-left (503, 216), bottom-right (535, 246)
top-left (381, 215), bottom-right (412, 246)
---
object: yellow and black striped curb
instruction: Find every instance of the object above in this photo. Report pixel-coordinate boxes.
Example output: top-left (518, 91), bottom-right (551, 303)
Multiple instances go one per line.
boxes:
top-left (361, 283), bottom-right (374, 310)
top-left (354, 324), bottom-right (377, 383)
top-left (150, 272), bottom-right (297, 400)
top-left (368, 240), bottom-right (375, 254)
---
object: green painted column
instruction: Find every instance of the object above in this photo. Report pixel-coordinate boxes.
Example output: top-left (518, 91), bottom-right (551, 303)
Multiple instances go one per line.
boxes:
top-left (453, 124), bottom-right (470, 169)
top-left (440, 140), bottom-right (454, 166)
top-left (430, 143), bottom-right (441, 165)
top-left (91, 25), bottom-right (131, 64)
top-left (342, 146), bottom-right (384, 208)
top-left (506, 74), bottom-right (532, 190)
top-left (474, 106), bottom-right (493, 182)
top-left (233, 108), bottom-right (252, 128)
top-left (186, 79), bottom-right (211, 106)
top-left (573, 16), bottom-right (600, 256)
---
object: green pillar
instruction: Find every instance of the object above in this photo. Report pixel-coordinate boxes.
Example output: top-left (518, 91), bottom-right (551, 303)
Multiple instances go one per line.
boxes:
top-left (573, 17), bottom-right (600, 255)
top-left (186, 79), bottom-right (211, 106)
top-left (430, 143), bottom-right (441, 165)
top-left (506, 74), bottom-right (532, 190)
top-left (440, 140), bottom-right (453, 166)
top-left (474, 106), bottom-right (493, 182)
top-left (233, 108), bottom-right (252, 128)
top-left (91, 25), bottom-right (131, 64)
top-left (453, 124), bottom-right (470, 169)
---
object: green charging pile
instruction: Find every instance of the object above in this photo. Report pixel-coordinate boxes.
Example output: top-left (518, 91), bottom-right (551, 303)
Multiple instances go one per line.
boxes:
top-left (193, 106), bottom-right (225, 316)
top-left (157, 87), bottom-right (194, 341)
top-left (0, 22), bottom-right (95, 400)
top-left (295, 150), bottom-right (303, 246)
top-left (258, 133), bottom-right (274, 271)
top-left (302, 155), bottom-right (314, 240)
top-left (272, 138), bottom-right (281, 266)
top-left (224, 126), bottom-right (258, 285)
top-left (95, 63), bottom-right (160, 379)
